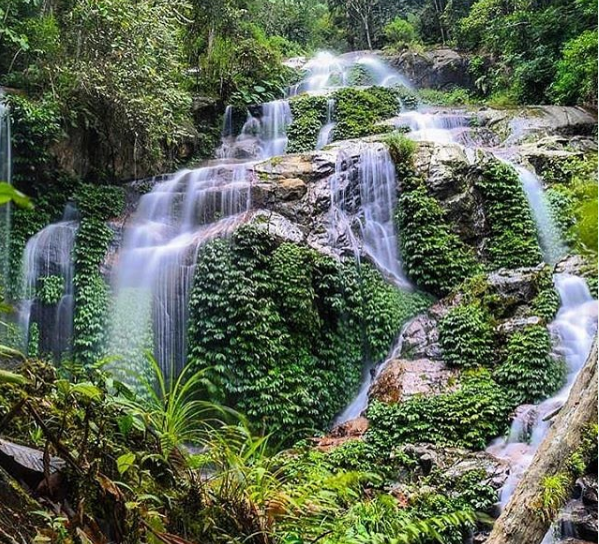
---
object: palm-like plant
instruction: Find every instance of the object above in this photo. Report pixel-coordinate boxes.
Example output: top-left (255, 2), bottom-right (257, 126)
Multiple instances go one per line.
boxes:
top-left (111, 354), bottom-right (231, 456)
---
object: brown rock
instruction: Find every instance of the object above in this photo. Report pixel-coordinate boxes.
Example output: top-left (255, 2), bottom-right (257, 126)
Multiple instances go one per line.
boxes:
top-left (314, 417), bottom-right (369, 451)
top-left (368, 358), bottom-right (458, 404)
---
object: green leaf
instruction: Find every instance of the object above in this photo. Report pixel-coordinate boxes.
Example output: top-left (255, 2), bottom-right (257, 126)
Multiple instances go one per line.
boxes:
top-left (117, 452), bottom-right (136, 475)
top-left (0, 182), bottom-right (33, 209)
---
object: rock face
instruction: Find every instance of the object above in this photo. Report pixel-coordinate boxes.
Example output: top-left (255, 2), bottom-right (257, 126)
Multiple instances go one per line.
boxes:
top-left (477, 106), bottom-right (597, 145)
top-left (315, 416), bottom-right (369, 450)
top-left (368, 358), bottom-right (458, 404)
top-left (386, 49), bottom-right (474, 90)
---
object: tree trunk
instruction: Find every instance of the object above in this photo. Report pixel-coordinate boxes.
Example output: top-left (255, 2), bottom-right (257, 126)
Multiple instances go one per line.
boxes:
top-left (486, 336), bottom-right (598, 544)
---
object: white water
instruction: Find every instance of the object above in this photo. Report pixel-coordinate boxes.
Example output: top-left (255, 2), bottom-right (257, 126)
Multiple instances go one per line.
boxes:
top-left (0, 94), bottom-right (11, 294)
top-left (328, 142), bottom-right (409, 288)
top-left (108, 164), bottom-right (252, 376)
top-left (289, 51), bottom-right (413, 96)
top-left (316, 99), bottom-right (335, 150)
top-left (20, 219), bottom-right (78, 359)
top-left (488, 274), bottom-right (597, 508)
top-left (336, 322), bottom-right (409, 424)
top-left (514, 165), bottom-right (567, 265)
top-left (218, 100), bottom-right (292, 160)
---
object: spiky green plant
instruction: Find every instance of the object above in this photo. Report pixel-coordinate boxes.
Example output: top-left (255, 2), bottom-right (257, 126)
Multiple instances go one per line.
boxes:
top-left (112, 355), bottom-right (230, 456)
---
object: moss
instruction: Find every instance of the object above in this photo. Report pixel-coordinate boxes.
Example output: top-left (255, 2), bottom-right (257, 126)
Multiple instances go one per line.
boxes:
top-left (287, 94), bottom-right (328, 153)
top-left (366, 370), bottom-right (512, 451)
top-left (439, 301), bottom-right (495, 367)
top-left (187, 225), bottom-right (429, 436)
top-left (475, 160), bottom-right (542, 269)
top-left (396, 176), bottom-right (481, 297)
top-left (493, 325), bottom-right (565, 405)
top-left (331, 87), bottom-right (400, 141)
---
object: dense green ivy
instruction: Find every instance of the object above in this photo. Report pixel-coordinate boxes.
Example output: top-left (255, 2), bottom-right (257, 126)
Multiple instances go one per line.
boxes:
top-left (72, 184), bottom-right (125, 366)
top-left (493, 325), bottom-right (565, 405)
top-left (366, 370), bottom-right (512, 451)
top-left (37, 275), bottom-right (65, 305)
top-left (331, 87), bottom-right (398, 141)
top-left (475, 161), bottom-right (542, 269)
top-left (439, 301), bottom-right (495, 367)
top-left (287, 94), bottom-right (329, 153)
top-left (396, 176), bottom-right (481, 297)
top-left (187, 225), bottom-right (428, 435)
top-left (531, 266), bottom-right (561, 322)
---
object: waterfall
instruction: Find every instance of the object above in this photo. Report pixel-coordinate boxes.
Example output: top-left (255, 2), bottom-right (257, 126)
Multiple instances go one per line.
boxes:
top-left (393, 109), bottom-right (470, 144)
top-left (108, 164), bottom-right (252, 377)
top-left (328, 143), bottom-right (409, 288)
top-left (20, 220), bottom-right (78, 359)
top-left (316, 99), bottom-right (335, 150)
top-left (488, 274), bottom-right (597, 507)
top-left (335, 322), bottom-right (410, 424)
top-left (0, 94), bottom-right (11, 294)
top-left (218, 100), bottom-right (292, 160)
top-left (259, 99), bottom-right (292, 158)
top-left (514, 165), bottom-right (567, 265)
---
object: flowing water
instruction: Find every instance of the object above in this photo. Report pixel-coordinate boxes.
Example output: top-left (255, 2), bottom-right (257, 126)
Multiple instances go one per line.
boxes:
top-left (20, 218), bottom-right (78, 359)
top-left (0, 93), bottom-right (11, 294)
top-left (514, 165), bottom-right (567, 265)
top-left (316, 99), bottom-right (335, 150)
top-left (328, 142), bottom-right (409, 288)
top-left (108, 164), bottom-right (252, 376)
top-left (487, 274), bottom-right (597, 508)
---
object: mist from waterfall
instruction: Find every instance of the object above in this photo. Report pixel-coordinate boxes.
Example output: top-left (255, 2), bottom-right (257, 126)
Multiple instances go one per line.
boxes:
top-left (107, 164), bottom-right (252, 377)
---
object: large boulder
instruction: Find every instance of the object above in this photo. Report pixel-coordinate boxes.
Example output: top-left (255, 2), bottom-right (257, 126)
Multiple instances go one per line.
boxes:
top-left (386, 49), bottom-right (474, 90)
top-left (368, 358), bottom-right (458, 404)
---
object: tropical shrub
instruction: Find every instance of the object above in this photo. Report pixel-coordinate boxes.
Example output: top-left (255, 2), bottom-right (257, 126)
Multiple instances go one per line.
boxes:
top-left (494, 325), bottom-right (565, 405)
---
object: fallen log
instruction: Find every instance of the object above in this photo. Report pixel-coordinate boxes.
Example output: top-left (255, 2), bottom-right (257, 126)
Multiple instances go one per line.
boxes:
top-left (486, 336), bottom-right (598, 544)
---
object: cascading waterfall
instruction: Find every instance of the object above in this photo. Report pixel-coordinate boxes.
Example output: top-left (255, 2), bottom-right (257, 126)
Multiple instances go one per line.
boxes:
top-left (514, 164), bottom-right (567, 265)
top-left (336, 321), bottom-right (410, 424)
top-left (20, 218), bottom-right (78, 359)
top-left (0, 93), bottom-right (11, 294)
top-left (218, 100), bottom-right (292, 160)
top-left (487, 274), bottom-right (597, 509)
top-left (108, 164), bottom-right (252, 377)
top-left (259, 99), bottom-right (292, 158)
top-left (328, 142), bottom-right (409, 288)
top-left (316, 98), bottom-right (335, 150)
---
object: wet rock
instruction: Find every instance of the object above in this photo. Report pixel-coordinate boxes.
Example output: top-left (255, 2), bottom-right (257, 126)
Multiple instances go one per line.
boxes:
top-left (487, 264), bottom-right (547, 308)
top-left (443, 451), bottom-right (510, 490)
top-left (398, 313), bottom-right (442, 361)
top-left (315, 417), bottom-right (369, 451)
top-left (496, 316), bottom-right (543, 336)
top-left (478, 106), bottom-right (597, 144)
top-left (255, 153), bottom-right (316, 182)
top-left (368, 358), bottom-right (458, 404)
top-left (247, 211), bottom-right (305, 244)
top-left (576, 474), bottom-right (598, 506)
top-left (558, 500), bottom-right (598, 541)
top-left (556, 255), bottom-right (589, 276)
top-left (386, 49), bottom-right (474, 90)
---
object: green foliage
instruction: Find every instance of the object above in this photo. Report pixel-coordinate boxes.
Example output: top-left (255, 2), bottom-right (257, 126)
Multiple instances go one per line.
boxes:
top-left (494, 325), bottom-right (565, 405)
top-left (74, 184), bottom-right (125, 221)
top-left (418, 88), bottom-right (474, 107)
top-left (367, 371), bottom-right (512, 451)
top-left (383, 18), bottom-right (419, 48)
top-left (396, 175), bottom-right (481, 297)
top-left (457, 0), bottom-right (596, 104)
top-left (475, 161), bottom-right (542, 269)
top-left (550, 29), bottom-right (598, 106)
top-left (113, 355), bottom-right (221, 455)
top-left (531, 267), bottom-right (561, 322)
top-left (37, 275), bottom-right (65, 306)
top-left (332, 87), bottom-right (399, 141)
top-left (187, 225), bottom-right (427, 435)
top-left (439, 301), bottom-right (494, 367)
top-left (287, 94), bottom-right (329, 153)
top-left (532, 473), bottom-right (570, 523)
